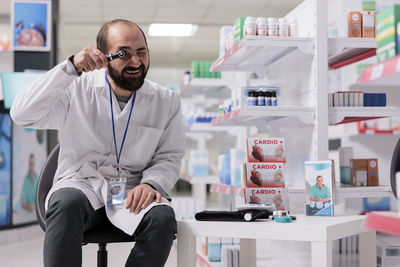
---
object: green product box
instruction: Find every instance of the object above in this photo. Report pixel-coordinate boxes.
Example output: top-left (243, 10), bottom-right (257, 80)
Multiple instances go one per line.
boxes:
top-left (362, 0), bottom-right (376, 11)
top-left (376, 5), bottom-right (400, 62)
top-left (205, 61), bottom-right (212, 78)
top-left (234, 17), bottom-right (245, 44)
top-left (199, 61), bottom-right (208, 78)
top-left (191, 61), bottom-right (199, 78)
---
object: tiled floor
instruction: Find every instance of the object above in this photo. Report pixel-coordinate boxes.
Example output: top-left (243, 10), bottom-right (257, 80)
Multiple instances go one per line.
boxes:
top-left (0, 225), bottom-right (178, 267)
top-left (0, 224), bottom-right (360, 267)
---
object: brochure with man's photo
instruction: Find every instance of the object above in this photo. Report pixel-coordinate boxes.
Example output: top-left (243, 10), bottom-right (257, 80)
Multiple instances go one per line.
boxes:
top-left (304, 161), bottom-right (334, 216)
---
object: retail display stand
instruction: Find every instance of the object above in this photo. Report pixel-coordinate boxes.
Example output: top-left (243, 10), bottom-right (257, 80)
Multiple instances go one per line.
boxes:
top-left (179, 0), bottom-right (400, 265)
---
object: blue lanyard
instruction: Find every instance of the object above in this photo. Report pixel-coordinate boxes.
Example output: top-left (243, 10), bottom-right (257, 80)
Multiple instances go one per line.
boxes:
top-left (105, 73), bottom-right (137, 174)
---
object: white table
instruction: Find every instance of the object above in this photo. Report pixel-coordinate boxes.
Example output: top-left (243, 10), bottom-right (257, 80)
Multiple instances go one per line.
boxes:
top-left (177, 215), bottom-right (376, 267)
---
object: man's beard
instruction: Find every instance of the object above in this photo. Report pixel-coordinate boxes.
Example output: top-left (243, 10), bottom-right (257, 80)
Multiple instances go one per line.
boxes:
top-left (107, 64), bottom-right (148, 92)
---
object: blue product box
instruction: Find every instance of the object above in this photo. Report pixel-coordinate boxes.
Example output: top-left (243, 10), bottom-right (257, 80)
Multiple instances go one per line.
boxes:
top-left (372, 93), bottom-right (379, 106)
top-left (363, 197), bottom-right (391, 212)
top-left (378, 93), bottom-right (387, 106)
top-left (363, 93), bottom-right (372, 106)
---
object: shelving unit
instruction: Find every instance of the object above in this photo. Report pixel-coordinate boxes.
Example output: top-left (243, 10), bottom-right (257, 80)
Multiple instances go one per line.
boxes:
top-left (180, 174), bottom-right (219, 185)
top-left (328, 107), bottom-right (399, 125)
top-left (211, 36), bottom-right (314, 73)
top-left (206, 0), bottom-right (395, 201)
top-left (180, 78), bottom-right (228, 97)
top-left (185, 123), bottom-right (244, 133)
top-left (328, 37), bottom-right (376, 69)
top-left (211, 106), bottom-right (315, 126)
top-left (288, 185), bottom-right (392, 204)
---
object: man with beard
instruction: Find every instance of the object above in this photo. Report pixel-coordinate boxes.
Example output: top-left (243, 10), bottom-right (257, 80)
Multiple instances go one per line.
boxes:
top-left (10, 19), bottom-right (185, 267)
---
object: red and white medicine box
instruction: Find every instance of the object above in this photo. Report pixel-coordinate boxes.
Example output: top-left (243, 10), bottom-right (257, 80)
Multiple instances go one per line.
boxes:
top-left (244, 187), bottom-right (288, 210)
top-left (246, 137), bottom-right (285, 163)
top-left (245, 162), bottom-right (285, 188)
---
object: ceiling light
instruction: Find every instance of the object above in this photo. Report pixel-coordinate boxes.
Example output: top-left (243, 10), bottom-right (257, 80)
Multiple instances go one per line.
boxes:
top-left (148, 23), bottom-right (198, 37)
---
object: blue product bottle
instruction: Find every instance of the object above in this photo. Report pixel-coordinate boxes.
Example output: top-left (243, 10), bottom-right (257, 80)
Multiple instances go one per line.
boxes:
top-left (265, 91), bottom-right (271, 106)
top-left (247, 91), bottom-right (257, 106)
top-left (271, 91), bottom-right (277, 106)
top-left (257, 91), bottom-right (265, 106)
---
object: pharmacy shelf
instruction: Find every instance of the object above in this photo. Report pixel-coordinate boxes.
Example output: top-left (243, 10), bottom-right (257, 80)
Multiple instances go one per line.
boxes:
top-left (356, 54), bottom-right (400, 88)
top-left (364, 211), bottom-right (400, 236)
top-left (328, 38), bottom-right (376, 69)
top-left (211, 106), bottom-right (315, 126)
top-left (180, 174), bottom-right (220, 185)
top-left (334, 185), bottom-right (392, 201)
top-left (185, 123), bottom-right (243, 133)
top-left (180, 78), bottom-right (228, 97)
top-left (328, 107), bottom-right (399, 125)
top-left (210, 36), bottom-right (314, 72)
top-left (210, 184), bottom-right (244, 197)
top-left (288, 185), bottom-right (392, 199)
top-left (289, 185), bottom-right (392, 206)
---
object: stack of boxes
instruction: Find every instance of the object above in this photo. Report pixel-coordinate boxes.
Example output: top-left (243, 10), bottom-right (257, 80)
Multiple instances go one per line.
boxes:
top-left (350, 158), bottom-right (379, 186)
top-left (243, 137), bottom-right (288, 210)
top-left (328, 91), bottom-right (387, 107)
top-left (347, 11), bottom-right (376, 38)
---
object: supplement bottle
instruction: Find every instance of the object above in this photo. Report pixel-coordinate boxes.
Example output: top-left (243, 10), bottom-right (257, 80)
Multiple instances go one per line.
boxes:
top-left (256, 17), bottom-right (267, 36)
top-left (244, 17), bottom-right (256, 36)
top-left (257, 90), bottom-right (265, 106)
top-left (271, 91), bottom-right (277, 106)
top-left (278, 18), bottom-right (288, 37)
top-left (247, 91), bottom-right (257, 106)
top-left (267, 18), bottom-right (278, 36)
top-left (265, 91), bottom-right (272, 106)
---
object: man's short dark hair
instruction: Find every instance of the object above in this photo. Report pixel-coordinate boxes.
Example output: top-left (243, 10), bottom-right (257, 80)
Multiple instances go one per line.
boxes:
top-left (96, 19), bottom-right (148, 54)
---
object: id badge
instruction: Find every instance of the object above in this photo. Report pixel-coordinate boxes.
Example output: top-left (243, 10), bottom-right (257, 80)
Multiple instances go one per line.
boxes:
top-left (107, 177), bottom-right (126, 205)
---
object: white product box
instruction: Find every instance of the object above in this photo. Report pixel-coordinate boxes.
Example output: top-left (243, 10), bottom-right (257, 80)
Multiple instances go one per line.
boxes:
top-left (333, 93), bottom-right (339, 107)
top-left (328, 93), bottom-right (334, 107)
top-left (245, 162), bottom-right (285, 187)
top-left (353, 92), bottom-right (359, 107)
top-left (349, 92), bottom-right (354, 107)
top-left (359, 92), bottom-right (364, 107)
top-left (247, 137), bottom-right (286, 163)
top-left (244, 187), bottom-right (288, 210)
top-left (338, 92), bottom-right (344, 107)
top-left (343, 92), bottom-right (349, 107)
top-left (219, 26), bottom-right (234, 58)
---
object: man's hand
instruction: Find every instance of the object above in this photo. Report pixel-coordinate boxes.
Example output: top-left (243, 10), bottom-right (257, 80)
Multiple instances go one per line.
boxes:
top-left (72, 46), bottom-right (108, 74)
top-left (125, 184), bottom-right (161, 214)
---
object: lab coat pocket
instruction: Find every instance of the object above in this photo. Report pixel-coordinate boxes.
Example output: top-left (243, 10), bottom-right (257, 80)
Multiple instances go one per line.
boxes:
top-left (131, 126), bottom-right (163, 167)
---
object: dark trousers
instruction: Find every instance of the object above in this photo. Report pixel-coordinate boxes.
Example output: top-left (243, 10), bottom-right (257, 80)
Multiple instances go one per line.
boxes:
top-left (44, 188), bottom-right (177, 267)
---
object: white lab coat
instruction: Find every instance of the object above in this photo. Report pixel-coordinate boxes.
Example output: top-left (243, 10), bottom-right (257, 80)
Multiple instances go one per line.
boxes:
top-left (10, 60), bottom-right (185, 235)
